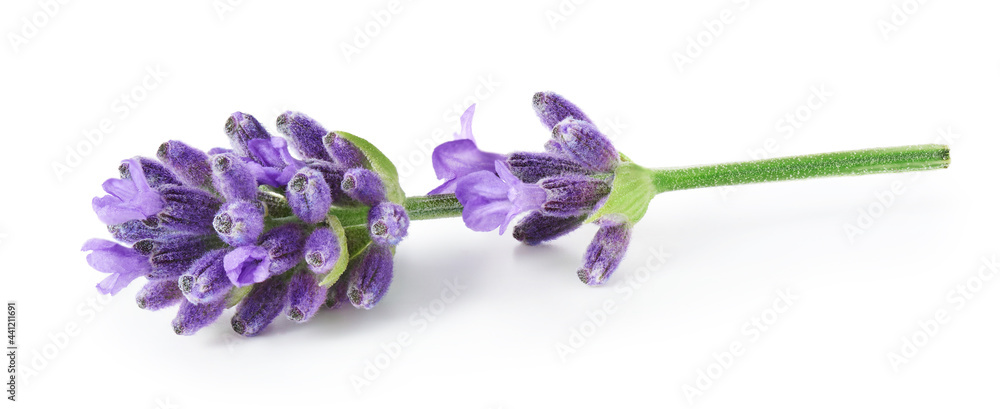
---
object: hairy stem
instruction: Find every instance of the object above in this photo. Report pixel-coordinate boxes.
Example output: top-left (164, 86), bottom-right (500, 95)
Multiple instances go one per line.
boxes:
top-left (404, 194), bottom-right (463, 220)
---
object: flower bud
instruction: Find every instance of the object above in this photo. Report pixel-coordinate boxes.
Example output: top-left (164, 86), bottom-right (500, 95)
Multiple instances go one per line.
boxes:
top-left (539, 175), bottom-right (612, 217)
top-left (512, 211), bottom-right (586, 245)
top-left (324, 274), bottom-right (351, 309)
top-left (179, 249), bottom-right (232, 303)
top-left (304, 227), bottom-right (341, 274)
top-left (225, 112), bottom-right (272, 161)
top-left (119, 157), bottom-right (181, 188)
top-left (156, 185), bottom-right (223, 235)
top-left (232, 276), bottom-right (288, 336)
top-left (156, 140), bottom-right (212, 188)
top-left (347, 245), bottom-right (394, 310)
top-left (323, 131), bottom-right (368, 169)
top-left (578, 217), bottom-right (632, 286)
top-left (368, 202), bottom-right (409, 247)
top-left (108, 218), bottom-right (164, 244)
top-left (341, 168), bottom-right (385, 206)
top-left (532, 91), bottom-right (593, 131)
top-left (553, 119), bottom-right (618, 172)
top-left (286, 167), bottom-right (333, 224)
top-left (506, 151), bottom-right (589, 183)
top-left (143, 235), bottom-right (210, 280)
top-left (213, 201), bottom-right (264, 246)
top-left (276, 111), bottom-right (332, 161)
top-left (212, 153), bottom-right (258, 202)
top-left (172, 298), bottom-right (226, 336)
top-left (136, 279), bottom-right (184, 311)
top-left (286, 270), bottom-right (325, 323)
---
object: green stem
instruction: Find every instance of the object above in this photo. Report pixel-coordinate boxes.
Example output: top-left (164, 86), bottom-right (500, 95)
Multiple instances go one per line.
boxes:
top-left (650, 144), bottom-right (950, 193)
top-left (404, 194), bottom-right (463, 220)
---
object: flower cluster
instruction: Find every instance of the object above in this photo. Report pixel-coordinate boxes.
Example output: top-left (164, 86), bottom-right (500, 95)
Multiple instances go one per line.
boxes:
top-left (83, 111), bottom-right (409, 336)
top-left (430, 92), bottom-right (635, 286)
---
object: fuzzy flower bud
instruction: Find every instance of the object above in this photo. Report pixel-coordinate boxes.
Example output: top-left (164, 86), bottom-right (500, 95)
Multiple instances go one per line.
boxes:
top-left (108, 218), bottom-right (164, 244)
top-left (156, 140), bottom-right (212, 187)
top-left (506, 151), bottom-right (590, 183)
top-left (368, 202), bottom-right (409, 247)
top-left (304, 227), bottom-right (342, 274)
top-left (179, 249), bottom-right (232, 304)
top-left (213, 201), bottom-right (264, 246)
top-left (172, 298), bottom-right (226, 336)
top-left (212, 153), bottom-right (258, 202)
top-left (119, 157), bottom-right (182, 188)
top-left (341, 168), bottom-right (385, 206)
top-left (578, 217), bottom-right (632, 286)
top-left (232, 276), bottom-right (289, 336)
top-left (533, 91), bottom-right (593, 131)
top-left (286, 270), bottom-right (325, 323)
top-left (553, 119), bottom-right (618, 172)
top-left (141, 235), bottom-right (210, 280)
top-left (136, 279), bottom-right (184, 311)
top-left (347, 245), bottom-right (394, 310)
top-left (512, 212), bottom-right (587, 246)
top-left (155, 185), bottom-right (222, 235)
top-left (276, 111), bottom-right (332, 161)
top-left (286, 167), bottom-right (333, 224)
top-left (225, 112), bottom-right (272, 161)
top-left (539, 175), bottom-right (612, 217)
top-left (323, 131), bottom-right (368, 169)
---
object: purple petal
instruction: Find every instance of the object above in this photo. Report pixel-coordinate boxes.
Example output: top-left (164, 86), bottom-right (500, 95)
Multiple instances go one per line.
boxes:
top-left (224, 246), bottom-right (271, 287)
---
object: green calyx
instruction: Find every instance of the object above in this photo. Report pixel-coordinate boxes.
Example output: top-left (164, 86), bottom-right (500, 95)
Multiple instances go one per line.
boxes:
top-left (585, 153), bottom-right (657, 225)
top-left (334, 131), bottom-right (406, 204)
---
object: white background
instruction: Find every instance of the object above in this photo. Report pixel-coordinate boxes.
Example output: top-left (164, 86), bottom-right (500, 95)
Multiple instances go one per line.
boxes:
top-left (2, 1), bottom-right (999, 408)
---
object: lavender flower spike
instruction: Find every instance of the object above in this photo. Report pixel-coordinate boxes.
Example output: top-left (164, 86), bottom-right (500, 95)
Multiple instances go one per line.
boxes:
top-left (93, 158), bottom-right (165, 225)
top-left (82, 239), bottom-right (151, 295)
top-left (136, 279), bottom-right (184, 311)
top-left (455, 160), bottom-right (546, 234)
top-left (172, 298), bottom-right (226, 336)
top-left (225, 112), bottom-right (272, 161)
top-left (578, 216), bottom-right (633, 286)
top-left (368, 202), bottom-right (409, 247)
top-left (341, 168), bottom-right (386, 206)
top-left (553, 119), bottom-right (618, 172)
top-left (286, 270), bottom-right (325, 323)
top-left (212, 153), bottom-right (258, 202)
top-left (287, 167), bottom-right (333, 224)
top-left (532, 91), bottom-right (594, 131)
top-left (277, 111), bottom-right (332, 161)
top-left (179, 249), bottom-right (232, 303)
top-left (347, 245), bottom-right (394, 310)
top-left (213, 201), bottom-right (265, 247)
top-left (429, 104), bottom-right (505, 194)
top-left (304, 227), bottom-right (341, 274)
top-left (323, 132), bottom-right (368, 169)
top-left (157, 140), bottom-right (212, 188)
top-left (232, 276), bottom-right (289, 336)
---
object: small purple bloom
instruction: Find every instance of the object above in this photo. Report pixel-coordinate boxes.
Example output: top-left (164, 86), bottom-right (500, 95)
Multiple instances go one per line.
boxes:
top-left (286, 271), bottom-right (325, 323)
top-left (347, 245), bottom-right (394, 310)
top-left (539, 175), bottom-right (612, 217)
top-left (455, 161), bottom-right (546, 235)
top-left (287, 167), bottom-right (333, 224)
top-left (323, 132), bottom-right (368, 169)
top-left (276, 111), bottom-right (332, 161)
top-left (429, 105), bottom-right (505, 195)
top-left (119, 157), bottom-right (182, 188)
top-left (136, 279), bottom-right (184, 311)
top-left (578, 216), bottom-right (632, 286)
top-left (512, 212), bottom-right (587, 246)
top-left (244, 137), bottom-right (305, 187)
top-left (172, 298), bottom-right (226, 336)
top-left (232, 275), bottom-right (289, 336)
top-left (82, 238), bottom-right (151, 295)
top-left (224, 246), bottom-right (270, 287)
top-left (156, 185), bottom-right (223, 235)
top-left (225, 112), bottom-right (272, 161)
top-left (224, 224), bottom-right (305, 286)
top-left (179, 249), bottom-right (232, 304)
top-left (213, 201), bottom-right (265, 247)
top-left (157, 140), bottom-right (212, 187)
top-left (211, 153), bottom-right (258, 202)
top-left (368, 202), bottom-right (409, 247)
top-left (532, 91), bottom-right (593, 131)
top-left (304, 227), bottom-right (341, 274)
top-left (553, 119), bottom-right (618, 172)
top-left (341, 168), bottom-right (386, 206)
top-left (93, 158), bottom-right (165, 225)
top-left (506, 151), bottom-right (590, 183)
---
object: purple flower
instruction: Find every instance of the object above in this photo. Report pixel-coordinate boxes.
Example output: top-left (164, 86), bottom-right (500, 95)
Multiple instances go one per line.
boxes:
top-left (506, 151), bottom-right (590, 183)
top-left (93, 158), bottom-right (165, 225)
top-left (156, 140), bottom-right (212, 188)
top-left (304, 227), bottom-right (341, 274)
top-left (577, 216), bottom-right (632, 286)
top-left (119, 157), bottom-right (181, 188)
top-left (511, 212), bottom-right (587, 246)
top-left (107, 219), bottom-right (163, 244)
top-left (136, 279), bottom-right (184, 311)
top-left (179, 249), bottom-right (232, 303)
top-left (224, 246), bottom-right (270, 287)
top-left (287, 167), bottom-right (333, 224)
top-left (276, 111), bottom-right (332, 161)
top-left (211, 153), bottom-right (258, 202)
top-left (532, 91), bottom-right (593, 131)
top-left (224, 224), bottom-right (305, 286)
top-left (368, 202), bottom-right (409, 247)
top-left (213, 201), bottom-right (265, 247)
top-left (429, 105), bottom-right (505, 194)
top-left (286, 271), bottom-right (325, 323)
top-left (82, 238), bottom-right (151, 295)
top-left (455, 160), bottom-right (546, 234)
top-left (347, 245), bottom-right (394, 310)
top-left (341, 168), bottom-right (385, 206)
top-left (538, 175), bottom-right (612, 217)
top-left (232, 275), bottom-right (289, 336)
top-left (225, 112), bottom-right (272, 161)
top-left (141, 235), bottom-right (210, 280)
top-left (244, 137), bottom-right (304, 188)
top-left (552, 118), bottom-right (618, 172)
top-left (172, 298), bottom-right (226, 336)
top-left (323, 132), bottom-right (368, 169)
top-left (155, 185), bottom-right (222, 235)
